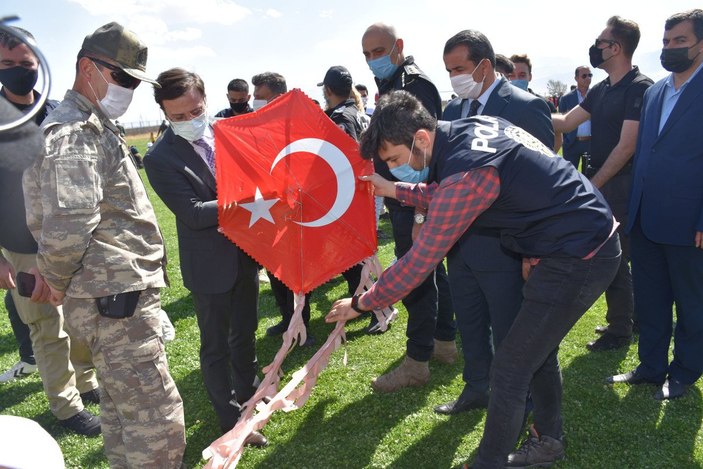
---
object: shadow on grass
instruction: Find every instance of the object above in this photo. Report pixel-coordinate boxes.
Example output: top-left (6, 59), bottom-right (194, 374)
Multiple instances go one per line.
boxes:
top-left (0, 331), bottom-right (18, 356)
top-left (560, 342), bottom-right (703, 468)
top-left (251, 355), bottom-right (461, 468)
top-left (0, 376), bottom-right (44, 410)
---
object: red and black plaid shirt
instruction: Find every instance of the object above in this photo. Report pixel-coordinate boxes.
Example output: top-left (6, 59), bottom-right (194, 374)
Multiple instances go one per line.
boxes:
top-left (359, 166), bottom-right (501, 311)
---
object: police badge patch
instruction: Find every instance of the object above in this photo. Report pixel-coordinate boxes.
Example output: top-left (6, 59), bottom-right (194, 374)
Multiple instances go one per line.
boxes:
top-left (504, 125), bottom-right (554, 157)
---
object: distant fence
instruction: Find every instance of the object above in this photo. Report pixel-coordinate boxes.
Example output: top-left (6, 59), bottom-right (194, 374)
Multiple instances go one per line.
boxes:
top-left (123, 120), bottom-right (163, 137)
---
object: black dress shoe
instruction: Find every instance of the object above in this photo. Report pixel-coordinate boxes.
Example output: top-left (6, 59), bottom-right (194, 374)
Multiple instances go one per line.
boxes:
top-left (80, 388), bottom-right (101, 405)
top-left (301, 333), bottom-right (316, 347)
top-left (594, 325), bottom-right (609, 334)
top-left (266, 321), bottom-right (289, 336)
top-left (606, 370), bottom-right (664, 385)
top-left (587, 332), bottom-right (632, 352)
top-left (434, 391), bottom-right (489, 415)
top-left (654, 378), bottom-right (689, 400)
top-left (244, 431), bottom-right (269, 448)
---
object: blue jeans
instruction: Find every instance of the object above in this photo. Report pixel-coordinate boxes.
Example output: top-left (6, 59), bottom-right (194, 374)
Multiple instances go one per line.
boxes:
top-left (473, 234), bottom-right (621, 468)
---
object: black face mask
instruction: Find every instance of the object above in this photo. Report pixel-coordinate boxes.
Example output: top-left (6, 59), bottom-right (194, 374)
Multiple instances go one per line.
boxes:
top-left (0, 66), bottom-right (38, 96)
top-left (660, 41), bottom-right (701, 73)
top-left (589, 45), bottom-right (605, 68)
top-left (230, 101), bottom-right (249, 113)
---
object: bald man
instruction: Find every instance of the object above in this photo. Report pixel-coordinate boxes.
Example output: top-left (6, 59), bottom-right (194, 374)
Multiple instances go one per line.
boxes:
top-left (360, 23), bottom-right (456, 393)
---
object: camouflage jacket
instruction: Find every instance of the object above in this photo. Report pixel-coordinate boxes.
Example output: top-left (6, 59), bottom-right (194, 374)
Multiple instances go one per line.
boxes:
top-left (23, 90), bottom-right (166, 298)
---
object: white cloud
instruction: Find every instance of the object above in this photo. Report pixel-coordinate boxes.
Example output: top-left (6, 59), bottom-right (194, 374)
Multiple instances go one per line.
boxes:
top-left (69, 0), bottom-right (250, 26)
top-left (319, 10), bottom-right (333, 18)
top-left (151, 45), bottom-right (216, 62)
top-left (266, 8), bottom-right (283, 18)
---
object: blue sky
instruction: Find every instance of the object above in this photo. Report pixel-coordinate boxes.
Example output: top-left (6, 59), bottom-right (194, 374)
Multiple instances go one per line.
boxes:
top-left (4, 0), bottom-right (700, 126)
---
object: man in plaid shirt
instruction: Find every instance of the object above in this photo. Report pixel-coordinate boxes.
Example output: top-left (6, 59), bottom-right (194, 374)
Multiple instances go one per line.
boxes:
top-left (326, 91), bottom-right (621, 469)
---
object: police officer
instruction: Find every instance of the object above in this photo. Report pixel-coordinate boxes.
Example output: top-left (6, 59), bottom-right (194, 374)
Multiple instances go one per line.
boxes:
top-left (23, 22), bottom-right (186, 467)
top-left (319, 65), bottom-right (367, 140)
top-left (328, 91), bottom-right (621, 468)
top-left (360, 22), bottom-right (456, 393)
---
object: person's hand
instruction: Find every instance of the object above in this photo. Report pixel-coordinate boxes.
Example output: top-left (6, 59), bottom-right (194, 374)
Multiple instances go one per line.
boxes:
top-left (48, 284), bottom-right (65, 307)
top-left (28, 267), bottom-right (52, 304)
top-left (325, 298), bottom-right (362, 323)
top-left (0, 258), bottom-right (16, 290)
top-left (696, 231), bottom-right (703, 249)
top-left (359, 173), bottom-right (396, 199)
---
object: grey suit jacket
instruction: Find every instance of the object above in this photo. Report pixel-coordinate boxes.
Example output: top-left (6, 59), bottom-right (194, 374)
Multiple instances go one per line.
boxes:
top-left (144, 127), bottom-right (245, 294)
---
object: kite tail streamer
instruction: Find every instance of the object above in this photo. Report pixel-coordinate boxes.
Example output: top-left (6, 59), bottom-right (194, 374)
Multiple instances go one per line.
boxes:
top-left (203, 254), bottom-right (392, 467)
top-left (357, 256), bottom-right (398, 332)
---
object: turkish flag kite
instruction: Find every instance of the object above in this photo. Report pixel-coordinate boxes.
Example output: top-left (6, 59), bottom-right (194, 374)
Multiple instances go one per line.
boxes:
top-left (214, 89), bottom-right (376, 294)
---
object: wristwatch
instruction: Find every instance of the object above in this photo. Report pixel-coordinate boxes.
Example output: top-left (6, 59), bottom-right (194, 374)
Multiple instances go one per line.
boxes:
top-left (414, 213), bottom-right (426, 224)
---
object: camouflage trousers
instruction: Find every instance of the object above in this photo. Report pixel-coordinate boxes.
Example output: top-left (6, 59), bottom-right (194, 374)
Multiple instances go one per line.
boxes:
top-left (63, 288), bottom-right (185, 468)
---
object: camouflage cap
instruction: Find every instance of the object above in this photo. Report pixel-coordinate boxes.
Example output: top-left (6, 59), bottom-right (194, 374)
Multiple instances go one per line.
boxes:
top-left (81, 22), bottom-right (159, 86)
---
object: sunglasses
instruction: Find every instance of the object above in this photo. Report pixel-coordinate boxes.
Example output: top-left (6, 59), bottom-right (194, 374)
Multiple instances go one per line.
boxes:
top-left (90, 57), bottom-right (141, 89)
top-left (581, 73), bottom-right (593, 78)
top-left (594, 38), bottom-right (619, 48)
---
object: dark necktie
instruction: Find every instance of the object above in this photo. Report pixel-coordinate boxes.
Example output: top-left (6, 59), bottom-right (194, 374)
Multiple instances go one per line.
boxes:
top-left (468, 100), bottom-right (482, 117)
top-left (194, 138), bottom-right (215, 174)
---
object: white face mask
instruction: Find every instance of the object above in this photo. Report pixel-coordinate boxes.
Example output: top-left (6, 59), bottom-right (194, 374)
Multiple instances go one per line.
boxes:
top-left (450, 59), bottom-right (486, 100)
top-left (252, 99), bottom-right (267, 111)
top-left (88, 62), bottom-right (134, 120)
top-left (170, 112), bottom-right (209, 142)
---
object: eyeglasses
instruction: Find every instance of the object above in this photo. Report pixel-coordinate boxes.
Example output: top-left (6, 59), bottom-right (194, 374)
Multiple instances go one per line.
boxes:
top-left (581, 73), bottom-right (593, 78)
top-left (90, 57), bottom-right (141, 89)
top-left (594, 38), bottom-right (619, 48)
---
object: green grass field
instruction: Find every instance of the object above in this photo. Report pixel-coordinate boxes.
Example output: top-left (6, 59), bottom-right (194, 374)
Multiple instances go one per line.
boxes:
top-left (1, 135), bottom-right (701, 468)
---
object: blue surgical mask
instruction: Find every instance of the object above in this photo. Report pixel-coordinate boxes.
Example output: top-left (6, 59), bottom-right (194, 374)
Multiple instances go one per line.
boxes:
top-left (367, 43), bottom-right (398, 80)
top-left (389, 136), bottom-right (429, 183)
top-left (511, 79), bottom-right (529, 91)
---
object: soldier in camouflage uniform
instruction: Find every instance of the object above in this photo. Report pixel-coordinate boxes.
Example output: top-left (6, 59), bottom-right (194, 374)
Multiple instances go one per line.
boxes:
top-left (23, 22), bottom-right (185, 468)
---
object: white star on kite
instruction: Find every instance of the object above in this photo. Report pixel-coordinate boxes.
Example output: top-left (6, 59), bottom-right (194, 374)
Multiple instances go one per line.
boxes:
top-left (239, 187), bottom-right (279, 228)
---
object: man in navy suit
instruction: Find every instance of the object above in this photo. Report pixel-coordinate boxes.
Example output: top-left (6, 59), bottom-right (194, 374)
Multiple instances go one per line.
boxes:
top-left (144, 68), bottom-right (266, 445)
top-left (607, 9), bottom-right (703, 400)
top-left (558, 66), bottom-right (592, 169)
top-left (434, 30), bottom-right (554, 415)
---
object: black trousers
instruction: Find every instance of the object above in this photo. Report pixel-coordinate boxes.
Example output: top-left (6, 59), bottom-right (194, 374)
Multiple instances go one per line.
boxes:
top-left (191, 254), bottom-right (259, 433)
top-left (598, 171), bottom-right (634, 337)
top-left (269, 264), bottom-right (364, 327)
top-left (389, 208), bottom-right (456, 362)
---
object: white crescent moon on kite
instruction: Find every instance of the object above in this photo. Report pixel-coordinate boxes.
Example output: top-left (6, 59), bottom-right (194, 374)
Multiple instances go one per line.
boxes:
top-left (270, 137), bottom-right (355, 228)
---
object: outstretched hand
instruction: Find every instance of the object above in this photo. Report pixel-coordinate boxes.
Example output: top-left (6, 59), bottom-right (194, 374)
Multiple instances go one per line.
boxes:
top-left (325, 298), bottom-right (363, 323)
top-left (359, 173), bottom-right (396, 199)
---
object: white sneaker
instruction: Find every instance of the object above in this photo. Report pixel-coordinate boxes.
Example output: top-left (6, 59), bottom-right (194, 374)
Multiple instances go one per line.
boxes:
top-left (0, 361), bottom-right (38, 383)
top-left (258, 269), bottom-right (270, 284)
top-left (159, 309), bottom-right (176, 342)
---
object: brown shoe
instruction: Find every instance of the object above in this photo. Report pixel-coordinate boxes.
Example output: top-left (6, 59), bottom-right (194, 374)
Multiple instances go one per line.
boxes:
top-left (244, 431), bottom-right (268, 448)
top-left (432, 339), bottom-right (458, 364)
top-left (371, 356), bottom-right (430, 393)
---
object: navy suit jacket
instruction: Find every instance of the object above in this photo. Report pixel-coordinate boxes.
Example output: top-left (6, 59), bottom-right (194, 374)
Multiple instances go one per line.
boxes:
top-left (442, 77), bottom-right (554, 270)
top-left (558, 89), bottom-right (580, 152)
top-left (628, 69), bottom-right (703, 246)
top-left (144, 127), bottom-right (247, 294)
top-left (443, 77), bottom-right (553, 149)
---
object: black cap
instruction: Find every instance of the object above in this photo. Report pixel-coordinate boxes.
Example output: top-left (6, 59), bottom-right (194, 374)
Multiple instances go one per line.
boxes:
top-left (317, 65), bottom-right (353, 97)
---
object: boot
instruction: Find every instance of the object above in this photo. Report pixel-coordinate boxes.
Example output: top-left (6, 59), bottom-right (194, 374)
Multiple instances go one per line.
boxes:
top-left (431, 339), bottom-right (458, 364)
top-left (371, 356), bottom-right (430, 393)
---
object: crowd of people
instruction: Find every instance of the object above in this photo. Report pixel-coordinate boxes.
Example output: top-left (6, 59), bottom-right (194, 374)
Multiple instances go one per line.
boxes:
top-left (0, 7), bottom-right (702, 468)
